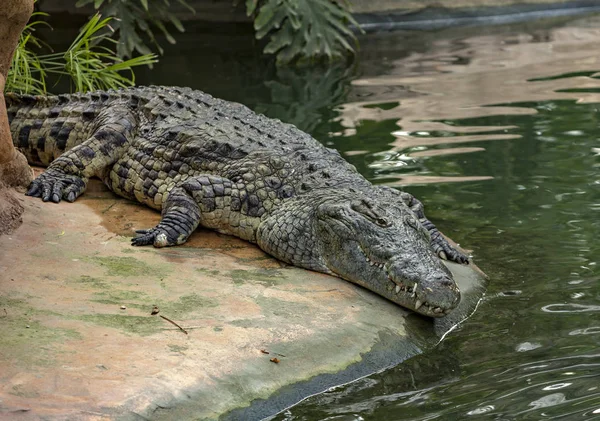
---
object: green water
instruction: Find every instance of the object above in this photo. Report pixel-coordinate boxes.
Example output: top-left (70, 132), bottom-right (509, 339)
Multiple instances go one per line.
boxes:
top-left (260, 22), bottom-right (599, 421)
top-left (271, 99), bottom-right (600, 419)
top-left (49, 12), bottom-right (600, 420)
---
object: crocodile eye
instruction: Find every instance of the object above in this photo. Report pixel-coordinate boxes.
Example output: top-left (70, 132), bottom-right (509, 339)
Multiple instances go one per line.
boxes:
top-left (351, 199), bottom-right (391, 227)
top-left (375, 217), bottom-right (391, 227)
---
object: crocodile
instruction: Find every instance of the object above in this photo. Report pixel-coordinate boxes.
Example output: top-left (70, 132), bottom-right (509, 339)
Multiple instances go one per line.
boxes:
top-left (6, 86), bottom-right (469, 317)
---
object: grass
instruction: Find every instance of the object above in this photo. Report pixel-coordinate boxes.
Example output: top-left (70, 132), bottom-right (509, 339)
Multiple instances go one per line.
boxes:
top-left (6, 11), bottom-right (157, 95)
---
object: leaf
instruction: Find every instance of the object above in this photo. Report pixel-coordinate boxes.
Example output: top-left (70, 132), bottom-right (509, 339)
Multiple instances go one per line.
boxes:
top-left (79, 0), bottom-right (194, 58)
top-left (6, 15), bottom-right (48, 94)
top-left (246, 0), bottom-right (258, 16)
top-left (175, 0), bottom-right (195, 13)
top-left (252, 0), bottom-right (360, 65)
top-left (6, 6), bottom-right (156, 95)
top-left (168, 15), bottom-right (185, 33)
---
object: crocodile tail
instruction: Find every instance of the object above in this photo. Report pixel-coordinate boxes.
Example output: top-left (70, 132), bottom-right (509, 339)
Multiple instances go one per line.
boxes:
top-left (5, 92), bottom-right (101, 167)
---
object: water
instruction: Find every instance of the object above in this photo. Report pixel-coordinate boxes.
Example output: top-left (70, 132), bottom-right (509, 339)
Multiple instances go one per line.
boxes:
top-left (48, 11), bottom-right (600, 420)
top-left (256, 17), bottom-right (600, 420)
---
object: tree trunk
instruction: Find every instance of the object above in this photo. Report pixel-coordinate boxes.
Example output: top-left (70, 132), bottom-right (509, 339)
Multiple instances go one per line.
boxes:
top-left (0, 0), bottom-right (34, 235)
top-left (0, 0), bottom-right (34, 187)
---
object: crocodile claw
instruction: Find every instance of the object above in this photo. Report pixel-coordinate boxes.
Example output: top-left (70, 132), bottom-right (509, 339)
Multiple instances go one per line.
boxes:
top-left (26, 170), bottom-right (87, 203)
top-left (131, 229), bottom-right (158, 247)
top-left (26, 181), bottom-right (42, 197)
top-left (132, 228), bottom-right (173, 248)
top-left (434, 241), bottom-right (469, 265)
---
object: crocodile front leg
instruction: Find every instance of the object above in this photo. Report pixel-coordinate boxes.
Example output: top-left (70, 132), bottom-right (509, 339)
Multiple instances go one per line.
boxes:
top-left (131, 169), bottom-right (286, 247)
top-left (132, 174), bottom-right (245, 247)
top-left (131, 180), bottom-right (202, 247)
top-left (26, 107), bottom-right (135, 203)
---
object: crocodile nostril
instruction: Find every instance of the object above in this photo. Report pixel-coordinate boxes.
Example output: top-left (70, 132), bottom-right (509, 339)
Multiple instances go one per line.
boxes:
top-left (437, 275), bottom-right (455, 288)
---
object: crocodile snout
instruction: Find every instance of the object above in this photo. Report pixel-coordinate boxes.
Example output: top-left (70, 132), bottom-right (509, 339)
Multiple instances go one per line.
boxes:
top-left (386, 255), bottom-right (461, 316)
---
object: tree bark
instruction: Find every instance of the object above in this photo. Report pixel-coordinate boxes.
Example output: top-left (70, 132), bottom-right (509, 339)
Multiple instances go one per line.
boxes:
top-left (0, 0), bottom-right (34, 236)
top-left (0, 0), bottom-right (34, 187)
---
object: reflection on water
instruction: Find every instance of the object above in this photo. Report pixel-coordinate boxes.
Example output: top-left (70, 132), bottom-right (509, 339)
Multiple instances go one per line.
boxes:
top-left (260, 14), bottom-right (600, 421)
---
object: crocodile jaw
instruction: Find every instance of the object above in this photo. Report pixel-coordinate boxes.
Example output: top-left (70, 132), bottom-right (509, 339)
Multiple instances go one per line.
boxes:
top-left (313, 198), bottom-right (461, 317)
top-left (324, 241), bottom-right (460, 317)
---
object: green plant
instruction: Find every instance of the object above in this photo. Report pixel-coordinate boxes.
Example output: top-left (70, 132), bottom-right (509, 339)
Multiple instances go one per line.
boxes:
top-left (78, 0), bottom-right (361, 65)
top-left (6, 13), bottom-right (157, 95)
top-left (6, 10), bottom-right (49, 95)
top-left (247, 0), bottom-right (361, 64)
top-left (76, 0), bottom-right (194, 58)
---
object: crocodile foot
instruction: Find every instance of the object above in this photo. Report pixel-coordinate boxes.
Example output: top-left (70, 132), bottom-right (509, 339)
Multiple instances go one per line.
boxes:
top-left (131, 226), bottom-right (186, 248)
top-left (434, 240), bottom-right (470, 265)
top-left (26, 169), bottom-right (87, 203)
top-left (132, 228), bottom-right (171, 248)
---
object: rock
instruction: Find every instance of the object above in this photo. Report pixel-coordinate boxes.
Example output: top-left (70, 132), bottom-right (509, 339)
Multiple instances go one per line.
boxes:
top-left (0, 179), bottom-right (487, 420)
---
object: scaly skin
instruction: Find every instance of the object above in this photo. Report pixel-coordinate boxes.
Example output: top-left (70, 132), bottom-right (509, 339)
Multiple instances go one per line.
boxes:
top-left (6, 86), bottom-right (469, 317)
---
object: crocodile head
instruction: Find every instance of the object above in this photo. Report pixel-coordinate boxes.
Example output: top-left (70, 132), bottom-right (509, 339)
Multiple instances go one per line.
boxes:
top-left (314, 193), bottom-right (460, 317)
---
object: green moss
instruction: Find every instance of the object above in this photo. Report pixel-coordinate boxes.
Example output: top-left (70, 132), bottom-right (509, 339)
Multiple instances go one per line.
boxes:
top-left (195, 268), bottom-right (221, 276)
top-left (168, 344), bottom-right (188, 353)
top-left (0, 295), bottom-right (82, 368)
top-left (79, 292), bottom-right (216, 334)
top-left (78, 314), bottom-right (162, 336)
top-left (229, 296), bottom-right (311, 329)
top-left (89, 290), bottom-right (217, 321)
top-left (230, 319), bottom-right (260, 328)
top-left (230, 269), bottom-right (284, 287)
top-left (75, 275), bottom-right (109, 289)
top-left (93, 289), bottom-right (148, 302)
top-left (10, 384), bottom-right (40, 398)
top-left (158, 293), bottom-right (218, 318)
top-left (85, 255), bottom-right (169, 278)
top-left (256, 296), bottom-right (311, 318)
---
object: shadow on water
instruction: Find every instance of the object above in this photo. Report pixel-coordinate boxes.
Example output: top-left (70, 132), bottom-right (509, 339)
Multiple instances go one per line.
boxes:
top-left (41, 11), bottom-right (600, 420)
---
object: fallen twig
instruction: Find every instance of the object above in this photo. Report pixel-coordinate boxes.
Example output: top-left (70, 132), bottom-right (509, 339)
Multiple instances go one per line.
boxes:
top-left (160, 315), bottom-right (188, 335)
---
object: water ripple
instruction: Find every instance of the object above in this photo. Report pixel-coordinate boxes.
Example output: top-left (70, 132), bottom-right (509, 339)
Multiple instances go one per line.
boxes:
top-left (541, 303), bottom-right (600, 313)
top-left (569, 326), bottom-right (600, 336)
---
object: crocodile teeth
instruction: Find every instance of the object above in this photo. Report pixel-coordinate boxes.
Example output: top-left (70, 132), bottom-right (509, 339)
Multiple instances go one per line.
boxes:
top-left (395, 285), bottom-right (400, 294)
top-left (434, 307), bottom-right (443, 314)
top-left (415, 300), bottom-right (423, 310)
